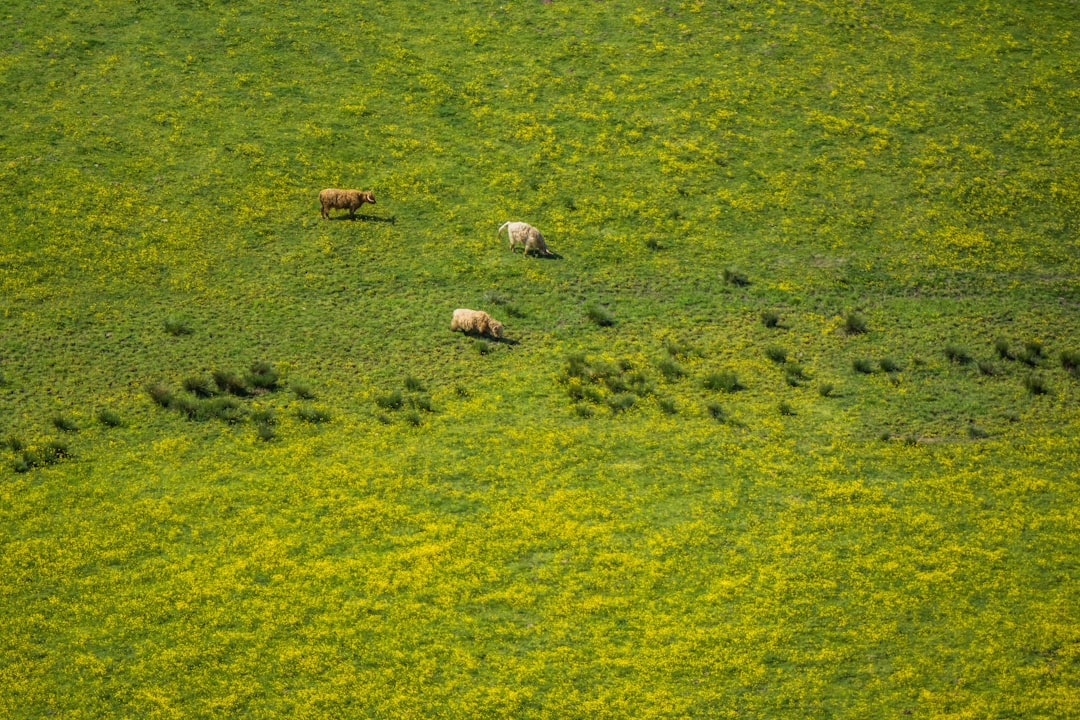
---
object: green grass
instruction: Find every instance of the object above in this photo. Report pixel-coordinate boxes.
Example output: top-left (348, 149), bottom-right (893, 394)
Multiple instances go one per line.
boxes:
top-left (1, 0), bottom-right (1079, 716)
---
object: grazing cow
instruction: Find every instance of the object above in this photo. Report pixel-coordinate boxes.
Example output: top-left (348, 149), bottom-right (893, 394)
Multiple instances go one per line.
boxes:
top-left (319, 188), bottom-right (376, 219)
top-left (498, 221), bottom-right (552, 257)
top-left (450, 309), bottom-right (504, 339)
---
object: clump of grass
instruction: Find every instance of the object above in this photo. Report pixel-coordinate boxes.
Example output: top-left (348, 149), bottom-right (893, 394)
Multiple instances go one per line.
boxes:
top-left (1024, 341), bottom-right (1045, 360)
top-left (585, 303), bottom-right (616, 327)
top-left (663, 339), bottom-right (695, 358)
top-left (453, 385), bottom-right (470, 398)
top-left (1023, 374), bottom-right (1049, 396)
top-left (204, 397), bottom-right (244, 423)
top-left (473, 339), bottom-right (492, 355)
top-left (879, 358), bottom-right (901, 373)
top-left (97, 409), bottom-right (123, 427)
top-left (625, 371), bottom-right (654, 397)
top-left (484, 291), bottom-right (525, 318)
top-left (409, 395), bottom-right (434, 413)
top-left (879, 431), bottom-right (892, 442)
top-left (375, 390), bottom-right (403, 411)
top-left (657, 357), bottom-right (686, 381)
top-left (761, 310), bottom-right (780, 328)
top-left (705, 401), bottom-right (727, 422)
top-left (778, 401), bottom-right (795, 416)
top-left (0, 369), bottom-right (9, 387)
top-left (565, 352), bottom-right (589, 378)
top-left (977, 360), bottom-right (998, 377)
top-left (607, 394), bottom-right (636, 414)
top-left (250, 409), bottom-right (277, 426)
top-left (52, 414), bottom-right (79, 433)
top-left (844, 312), bottom-right (868, 335)
top-left (403, 410), bottom-right (422, 427)
top-left (297, 407), bottom-right (331, 424)
top-left (944, 344), bottom-right (973, 365)
top-left (657, 397), bottom-right (677, 415)
top-left (1061, 350), bottom-right (1080, 377)
top-left (722, 267), bottom-right (749, 287)
top-left (404, 376), bottom-right (425, 392)
top-left (376, 413), bottom-right (393, 425)
top-left (246, 361), bottom-right (279, 391)
top-left (147, 383), bottom-right (174, 408)
top-left (994, 338), bottom-right (1014, 360)
top-left (703, 371), bottom-right (742, 393)
top-left (764, 345), bottom-right (788, 364)
top-left (902, 433), bottom-right (919, 446)
top-left (43, 440), bottom-right (71, 461)
top-left (291, 381), bottom-right (315, 400)
top-left (573, 404), bottom-right (595, 418)
top-left (6, 435), bottom-right (25, 452)
top-left (644, 237), bottom-right (662, 251)
top-left (164, 316), bottom-right (193, 336)
top-left (967, 424), bottom-right (990, 439)
top-left (818, 382), bottom-right (835, 397)
top-left (213, 370), bottom-right (249, 397)
top-left (183, 376), bottom-right (216, 398)
top-left (170, 395), bottom-right (201, 420)
top-left (852, 358), bottom-right (875, 374)
top-left (784, 363), bottom-right (809, 386)
top-left (256, 422), bottom-right (277, 442)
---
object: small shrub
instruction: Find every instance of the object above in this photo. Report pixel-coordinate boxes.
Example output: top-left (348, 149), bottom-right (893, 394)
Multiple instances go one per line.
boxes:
top-left (1023, 374), bottom-right (1049, 396)
top-left (784, 363), bottom-right (809, 385)
top-left (607, 394), bottom-right (636, 414)
top-left (52, 414), bottom-right (79, 433)
top-left (297, 407), bottom-right (331, 424)
top-left (603, 375), bottom-right (629, 394)
top-left (409, 395), bottom-right (434, 413)
top-left (977, 360), bottom-right (998, 377)
top-left (376, 413), bottom-right (393, 425)
top-left (13, 456), bottom-right (31, 473)
top-left (705, 401), bottom-right (727, 422)
top-left (473, 339), bottom-right (492, 355)
top-left (761, 310), bottom-right (780, 328)
top-left (404, 376), bottom-right (425, 392)
top-left (582, 387), bottom-right (604, 404)
top-left (453, 385), bottom-right (470, 398)
top-left (147, 383), bottom-right (173, 408)
top-left (43, 440), bottom-right (71, 462)
top-left (764, 345), bottom-right (788, 364)
top-left (844, 312), bottom-right (868, 335)
top-left (573, 404), bottom-right (595, 418)
top-left (657, 357), bottom-right (686, 381)
top-left (1024, 341), bottom-right (1045, 360)
top-left (852, 358), bottom-right (875, 374)
top-left (879, 431), bottom-right (892, 442)
top-left (213, 370), bottom-right (249, 397)
top-left (879, 358), bottom-right (900, 373)
top-left (818, 382), bottom-right (834, 397)
top-left (250, 409), bottom-right (277, 426)
top-left (483, 291), bottom-right (510, 306)
top-left (256, 423), bottom-right (277, 442)
top-left (943, 345), bottom-right (972, 364)
top-left (967, 424), bottom-right (990, 439)
top-left (246, 362), bottom-right (279, 391)
top-left (626, 372), bottom-right (654, 397)
top-left (6, 435), bottom-right (25, 452)
top-left (97, 409), bottom-right (123, 427)
top-left (657, 397), bottom-right (677, 415)
top-left (663, 339), bottom-right (694, 358)
top-left (171, 395), bottom-right (201, 420)
top-left (183, 376), bottom-right (216, 398)
top-left (204, 397), bottom-right (244, 423)
top-left (703, 371), bottom-right (742, 393)
top-left (164, 316), bottom-right (193, 336)
top-left (1061, 350), bottom-right (1080, 377)
top-left (722, 267), bottom-right (749, 287)
top-left (902, 433), bottom-right (919, 446)
top-left (585, 304), bottom-right (616, 327)
top-left (291, 381), bottom-right (315, 400)
top-left (778, 401), bottom-right (795, 416)
top-left (403, 410), bottom-right (422, 427)
top-left (565, 353), bottom-right (589, 378)
top-left (994, 338), bottom-right (1013, 360)
top-left (644, 237), bottom-right (662, 251)
top-left (375, 391), bottom-right (403, 411)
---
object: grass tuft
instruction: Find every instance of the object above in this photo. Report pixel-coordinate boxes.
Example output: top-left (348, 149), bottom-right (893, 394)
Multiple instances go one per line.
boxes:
top-left (703, 371), bottom-right (742, 393)
top-left (657, 357), bottom-right (686, 381)
top-left (297, 407), bottom-right (331, 424)
top-left (764, 345), bottom-right (788, 364)
top-left (246, 362), bottom-right (279, 391)
top-left (97, 409), bottom-right (123, 427)
top-left (722, 267), bottom-right (749, 287)
top-left (761, 310), bottom-right (780, 328)
top-left (213, 370), bottom-right (249, 397)
top-left (183, 376), bottom-right (217, 398)
top-left (164, 316), bottom-right (193, 336)
top-left (585, 303), bottom-right (616, 327)
top-left (844, 312), bottom-right (868, 335)
top-left (944, 344), bottom-right (973, 365)
top-left (1023, 374), bottom-right (1050, 396)
top-left (818, 382), bottom-right (835, 397)
top-left (375, 391), bottom-right (404, 411)
top-left (52, 414), bottom-right (79, 433)
top-left (852, 358), bottom-right (875, 374)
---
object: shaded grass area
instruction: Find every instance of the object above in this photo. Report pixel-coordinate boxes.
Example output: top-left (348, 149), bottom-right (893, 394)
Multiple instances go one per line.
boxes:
top-left (1, 0), bottom-right (1079, 716)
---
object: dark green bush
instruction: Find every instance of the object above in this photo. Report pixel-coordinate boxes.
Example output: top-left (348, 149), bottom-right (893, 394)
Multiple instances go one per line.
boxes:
top-left (473, 339), bottom-right (492, 355)
top-left (778, 401), bottom-right (795, 416)
top-left (183, 376), bottom-right (216, 398)
top-left (784, 363), bottom-right (809, 386)
top-left (409, 395), bottom-right (434, 413)
top-left (375, 391), bottom-right (403, 410)
top-left (844, 312), bottom-right (868, 335)
top-left (404, 376), bottom-right (425, 392)
top-left (944, 344), bottom-right (973, 364)
top-left (6, 435), bottom-right (25, 452)
top-left (852, 358), bottom-right (874, 374)
top-left (818, 382), bottom-right (835, 397)
top-left (213, 370), bottom-right (249, 397)
top-left (204, 397), bottom-right (244, 423)
top-left (607, 394), bottom-right (636, 413)
top-left (52, 414), bottom-right (79, 433)
top-left (97, 409), bottom-right (123, 427)
top-left (657, 357), bottom-right (686, 381)
top-left (164, 316), bottom-right (193, 336)
top-left (705, 401), bottom-right (727, 422)
top-left (968, 425), bottom-right (990, 439)
top-left (246, 362), bottom-right (279, 390)
top-left (573, 404), bottom-right (595, 418)
top-left (297, 407), bottom-right (331, 424)
top-left (250, 409), bottom-right (277, 426)
top-left (1061, 350), bottom-right (1080, 377)
top-left (585, 304), bottom-right (615, 327)
top-left (977, 361), bottom-right (998, 377)
top-left (722, 267), bottom-right (749, 287)
top-left (1023, 374), bottom-right (1049, 396)
top-left (256, 423), bottom-right (277, 442)
top-left (147, 383), bottom-right (174, 408)
top-left (764, 346), bottom-right (788, 364)
top-left (994, 338), bottom-right (1013, 360)
top-left (657, 397), bottom-right (677, 415)
top-left (761, 310), bottom-right (780, 328)
top-left (403, 410), bottom-right (422, 427)
top-left (291, 381), bottom-right (315, 400)
top-left (663, 339), bottom-right (694, 358)
top-left (879, 358), bottom-right (900, 373)
top-left (703, 371), bottom-right (742, 393)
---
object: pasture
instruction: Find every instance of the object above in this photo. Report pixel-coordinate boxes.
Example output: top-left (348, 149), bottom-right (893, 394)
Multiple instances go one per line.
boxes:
top-left (1, 0), bottom-right (1079, 717)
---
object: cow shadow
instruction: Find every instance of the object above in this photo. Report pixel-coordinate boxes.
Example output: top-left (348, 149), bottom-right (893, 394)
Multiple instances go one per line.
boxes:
top-left (330, 214), bottom-right (397, 223)
top-left (513, 250), bottom-right (564, 260)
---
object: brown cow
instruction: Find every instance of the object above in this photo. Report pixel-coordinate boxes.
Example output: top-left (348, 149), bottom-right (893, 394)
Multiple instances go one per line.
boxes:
top-left (319, 188), bottom-right (376, 219)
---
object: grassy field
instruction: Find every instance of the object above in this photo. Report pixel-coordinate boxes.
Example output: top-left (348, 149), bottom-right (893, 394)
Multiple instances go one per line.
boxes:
top-left (2, 0), bottom-right (1079, 717)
